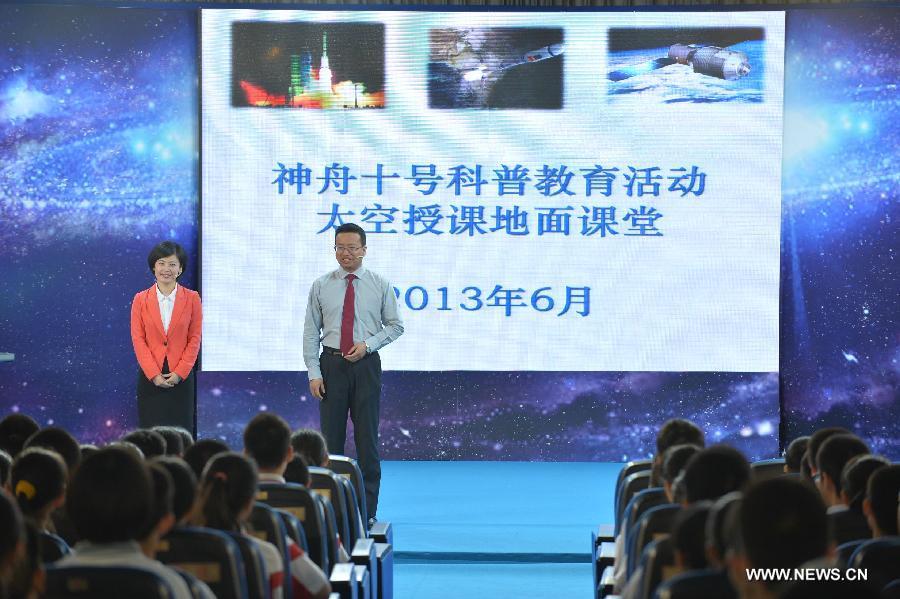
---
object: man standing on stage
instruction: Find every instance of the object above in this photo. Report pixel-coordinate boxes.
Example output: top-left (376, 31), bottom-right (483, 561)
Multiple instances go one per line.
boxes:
top-left (303, 222), bottom-right (404, 526)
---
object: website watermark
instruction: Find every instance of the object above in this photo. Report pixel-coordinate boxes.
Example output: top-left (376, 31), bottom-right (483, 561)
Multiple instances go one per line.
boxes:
top-left (745, 568), bottom-right (868, 583)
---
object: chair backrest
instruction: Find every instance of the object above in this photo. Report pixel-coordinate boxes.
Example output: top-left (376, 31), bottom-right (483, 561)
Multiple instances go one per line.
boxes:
top-left (337, 474), bottom-right (365, 546)
top-left (249, 502), bottom-right (293, 599)
top-left (309, 466), bottom-right (353, 550)
top-left (750, 458), bottom-right (786, 481)
top-left (836, 539), bottom-right (865, 568)
top-left (258, 482), bottom-right (330, 573)
top-left (278, 508), bottom-right (309, 552)
top-left (328, 455), bottom-right (369, 526)
top-left (616, 471), bottom-right (652, 533)
top-left (638, 536), bottom-right (677, 599)
top-left (39, 531), bottom-right (71, 563)
top-left (615, 459), bottom-right (653, 502)
top-left (225, 532), bottom-right (271, 599)
top-left (849, 538), bottom-right (900, 591)
top-left (45, 565), bottom-right (177, 599)
top-left (655, 569), bottom-right (737, 599)
top-left (883, 579), bottom-right (900, 599)
top-left (315, 491), bottom-right (342, 569)
top-left (172, 567), bottom-right (209, 599)
top-left (621, 488), bottom-right (667, 543)
top-left (627, 504), bottom-right (680, 578)
top-left (157, 526), bottom-right (248, 599)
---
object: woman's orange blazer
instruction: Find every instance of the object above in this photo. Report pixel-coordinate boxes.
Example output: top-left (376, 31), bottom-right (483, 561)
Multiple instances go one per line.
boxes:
top-left (130, 284), bottom-right (202, 381)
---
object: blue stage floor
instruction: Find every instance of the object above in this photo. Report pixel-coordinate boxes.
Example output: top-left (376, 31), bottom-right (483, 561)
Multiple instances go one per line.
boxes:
top-left (378, 461), bottom-right (621, 598)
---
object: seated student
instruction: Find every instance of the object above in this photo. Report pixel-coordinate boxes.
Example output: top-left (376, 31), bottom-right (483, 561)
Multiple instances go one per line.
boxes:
top-left (183, 438), bottom-right (229, 480)
top-left (22, 428), bottom-right (80, 476)
top-left (56, 446), bottom-right (196, 599)
top-left (814, 434), bottom-right (871, 544)
top-left (863, 464), bottom-right (900, 538)
top-left (805, 427), bottom-right (850, 479)
top-left (10, 448), bottom-right (67, 534)
top-left (284, 455), bottom-right (311, 486)
top-left (783, 436), bottom-right (809, 474)
top-left (194, 452), bottom-right (289, 599)
top-left (120, 430), bottom-right (167, 460)
top-left (0, 490), bottom-right (25, 596)
top-left (840, 455), bottom-right (889, 521)
top-left (705, 492), bottom-right (741, 570)
top-left (0, 414), bottom-right (39, 457)
top-left (291, 429), bottom-right (330, 468)
top-left (243, 414), bottom-right (334, 599)
top-left (613, 420), bottom-right (705, 592)
top-left (172, 427), bottom-right (194, 453)
top-left (672, 501), bottom-right (713, 573)
top-left (0, 450), bottom-right (11, 489)
top-left (152, 427), bottom-right (185, 457)
top-left (661, 444), bottom-right (702, 503)
top-left (152, 456), bottom-right (199, 526)
top-left (8, 520), bottom-right (43, 599)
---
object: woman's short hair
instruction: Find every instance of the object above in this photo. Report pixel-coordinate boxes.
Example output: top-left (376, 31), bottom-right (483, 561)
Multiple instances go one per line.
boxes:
top-left (147, 241), bottom-right (188, 274)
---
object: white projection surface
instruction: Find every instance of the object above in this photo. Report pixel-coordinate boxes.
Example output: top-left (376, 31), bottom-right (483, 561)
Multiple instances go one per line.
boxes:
top-left (201, 9), bottom-right (784, 372)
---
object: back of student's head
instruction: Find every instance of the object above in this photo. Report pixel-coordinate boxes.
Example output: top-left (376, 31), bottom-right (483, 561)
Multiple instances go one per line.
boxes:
top-left (656, 419), bottom-right (705, 455)
top-left (815, 433), bottom-right (869, 495)
top-left (152, 456), bottom-right (198, 525)
top-left (662, 444), bottom-right (702, 486)
top-left (784, 436), bottom-right (809, 473)
top-left (866, 464), bottom-right (900, 537)
top-left (0, 413), bottom-right (39, 457)
top-left (121, 429), bottom-right (167, 459)
top-left (284, 455), bottom-right (311, 487)
top-left (142, 463), bottom-right (175, 541)
top-left (183, 438), bottom-right (230, 479)
top-left (244, 413), bottom-right (292, 470)
top-left (672, 501), bottom-right (712, 571)
top-left (11, 448), bottom-right (68, 520)
top-left (739, 477), bottom-right (828, 572)
top-left (173, 427), bottom-right (194, 452)
top-left (841, 454), bottom-right (889, 514)
top-left (291, 429), bottom-right (329, 468)
top-left (683, 445), bottom-right (750, 503)
top-left (67, 446), bottom-right (152, 543)
top-left (199, 452), bottom-right (257, 533)
top-left (23, 427), bottom-right (80, 474)
top-left (152, 426), bottom-right (185, 456)
top-left (0, 450), bottom-right (11, 488)
top-left (705, 491), bottom-right (741, 568)
top-left (806, 427), bottom-right (850, 472)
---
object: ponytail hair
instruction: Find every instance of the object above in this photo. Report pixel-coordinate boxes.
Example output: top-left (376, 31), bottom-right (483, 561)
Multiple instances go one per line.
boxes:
top-left (11, 448), bottom-right (67, 519)
top-left (198, 452), bottom-right (257, 532)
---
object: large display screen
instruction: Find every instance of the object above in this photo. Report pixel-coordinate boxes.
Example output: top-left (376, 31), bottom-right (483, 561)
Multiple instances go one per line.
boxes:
top-left (201, 10), bottom-right (784, 374)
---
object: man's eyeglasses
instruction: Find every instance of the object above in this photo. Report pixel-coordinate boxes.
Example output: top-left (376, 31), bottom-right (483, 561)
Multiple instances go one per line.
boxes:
top-left (334, 246), bottom-right (363, 254)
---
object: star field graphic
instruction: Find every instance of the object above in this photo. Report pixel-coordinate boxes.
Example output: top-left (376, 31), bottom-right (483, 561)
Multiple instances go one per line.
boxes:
top-left (0, 6), bottom-right (896, 460)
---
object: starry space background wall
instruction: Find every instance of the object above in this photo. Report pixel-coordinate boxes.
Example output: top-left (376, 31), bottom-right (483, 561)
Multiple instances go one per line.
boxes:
top-left (0, 5), bottom-right (897, 460)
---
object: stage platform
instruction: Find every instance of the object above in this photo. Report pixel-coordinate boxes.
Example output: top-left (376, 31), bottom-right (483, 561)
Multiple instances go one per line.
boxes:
top-left (378, 461), bottom-right (621, 598)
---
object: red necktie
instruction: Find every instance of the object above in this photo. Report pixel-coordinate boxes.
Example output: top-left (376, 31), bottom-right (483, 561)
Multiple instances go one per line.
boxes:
top-left (340, 273), bottom-right (357, 355)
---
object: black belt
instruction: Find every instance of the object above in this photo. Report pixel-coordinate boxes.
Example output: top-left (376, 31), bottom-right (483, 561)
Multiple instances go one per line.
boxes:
top-left (322, 346), bottom-right (376, 357)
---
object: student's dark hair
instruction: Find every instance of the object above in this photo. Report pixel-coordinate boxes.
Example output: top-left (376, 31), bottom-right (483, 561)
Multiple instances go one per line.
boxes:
top-left (23, 427), bottom-right (80, 473)
top-left (656, 419), bottom-right (705, 455)
top-left (199, 452), bottom-right (258, 533)
top-left (806, 427), bottom-right (850, 471)
top-left (291, 429), bottom-right (329, 468)
top-left (800, 450), bottom-right (813, 481)
top-left (0, 414), bottom-right (39, 457)
top-left (11, 448), bottom-right (68, 519)
top-left (152, 456), bottom-right (198, 524)
top-left (841, 454), bottom-right (889, 514)
top-left (122, 429), bottom-right (168, 459)
top-left (183, 438), bottom-right (230, 479)
top-left (109, 440), bottom-right (145, 460)
top-left (142, 463), bottom-right (175, 540)
top-left (244, 413), bottom-right (292, 470)
top-left (682, 445), bottom-right (750, 504)
top-left (815, 434), bottom-right (869, 495)
top-left (662, 444), bottom-right (701, 485)
top-left (152, 427), bottom-right (185, 456)
top-left (67, 446), bottom-right (152, 543)
top-left (705, 491), bottom-right (741, 566)
top-left (739, 477), bottom-right (828, 575)
top-left (672, 501), bottom-right (712, 571)
top-left (0, 490), bottom-right (24, 561)
top-left (334, 222), bottom-right (366, 247)
top-left (80, 444), bottom-right (99, 460)
top-left (784, 436), bottom-right (809, 473)
top-left (173, 427), bottom-right (194, 451)
top-left (284, 455), bottom-right (310, 486)
top-left (866, 464), bottom-right (900, 536)
top-left (8, 519), bottom-right (41, 599)
top-left (0, 450), bottom-right (11, 488)
top-left (147, 241), bottom-right (187, 274)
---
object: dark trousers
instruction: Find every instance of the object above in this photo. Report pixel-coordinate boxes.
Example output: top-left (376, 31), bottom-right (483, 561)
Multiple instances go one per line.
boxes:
top-left (319, 350), bottom-right (382, 518)
top-left (136, 357), bottom-right (195, 432)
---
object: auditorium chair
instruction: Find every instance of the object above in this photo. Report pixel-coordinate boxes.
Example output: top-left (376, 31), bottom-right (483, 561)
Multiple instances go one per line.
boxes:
top-left (156, 526), bottom-right (248, 599)
top-left (750, 458), bottom-right (786, 481)
top-left (351, 538), bottom-right (378, 599)
top-left (225, 530), bottom-right (272, 599)
top-left (626, 504), bottom-right (679, 578)
top-left (654, 569), bottom-right (737, 599)
top-left (883, 579), bottom-right (900, 598)
top-left (374, 542), bottom-right (394, 599)
top-left (329, 456), bottom-right (369, 526)
top-left (620, 488), bottom-right (668, 544)
top-left (39, 530), bottom-right (71, 563)
top-left (848, 538), bottom-right (900, 591)
top-left (172, 568), bottom-right (210, 599)
top-left (249, 502), bottom-right (294, 599)
top-left (329, 562), bottom-right (361, 599)
top-left (337, 474), bottom-right (366, 547)
top-left (45, 565), bottom-right (176, 599)
top-left (614, 460), bottom-right (653, 509)
top-left (310, 466), bottom-right (353, 549)
top-left (836, 539), bottom-right (865, 567)
top-left (258, 482), bottom-right (331, 574)
top-left (278, 507), bottom-right (309, 552)
top-left (316, 491), bottom-right (343, 568)
top-left (616, 471), bottom-right (652, 534)
top-left (637, 536), bottom-right (677, 599)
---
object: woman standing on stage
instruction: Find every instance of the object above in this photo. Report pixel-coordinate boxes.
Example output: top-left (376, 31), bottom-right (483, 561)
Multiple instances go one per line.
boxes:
top-left (130, 241), bottom-right (201, 431)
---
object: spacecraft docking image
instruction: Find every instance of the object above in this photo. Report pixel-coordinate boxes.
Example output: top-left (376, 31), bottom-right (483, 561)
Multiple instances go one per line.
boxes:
top-left (608, 43), bottom-right (751, 82)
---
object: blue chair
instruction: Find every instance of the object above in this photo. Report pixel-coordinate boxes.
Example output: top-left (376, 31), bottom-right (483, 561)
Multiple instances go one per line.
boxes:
top-left (848, 538), bottom-right (900, 591)
top-left (225, 531), bottom-right (271, 599)
top-left (157, 526), bottom-right (248, 599)
top-left (259, 482), bottom-right (330, 573)
top-left (39, 531), bottom-right (71, 563)
top-left (654, 569), bottom-right (736, 599)
top-left (45, 565), bottom-right (176, 598)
